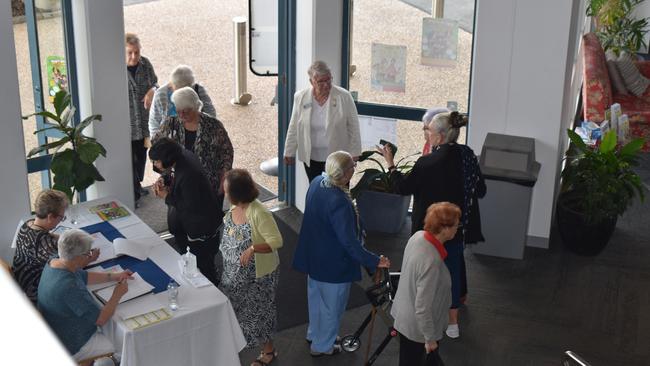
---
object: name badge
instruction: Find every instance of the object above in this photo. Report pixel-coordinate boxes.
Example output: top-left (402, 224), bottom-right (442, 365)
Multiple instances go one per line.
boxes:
top-left (303, 102), bottom-right (312, 109)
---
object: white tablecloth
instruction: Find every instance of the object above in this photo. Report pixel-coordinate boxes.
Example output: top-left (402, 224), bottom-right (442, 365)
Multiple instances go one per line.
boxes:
top-left (63, 198), bottom-right (246, 366)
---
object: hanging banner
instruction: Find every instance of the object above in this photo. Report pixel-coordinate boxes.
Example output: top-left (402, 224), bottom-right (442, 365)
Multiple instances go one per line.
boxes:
top-left (46, 56), bottom-right (67, 103)
top-left (371, 43), bottom-right (407, 93)
top-left (421, 18), bottom-right (459, 67)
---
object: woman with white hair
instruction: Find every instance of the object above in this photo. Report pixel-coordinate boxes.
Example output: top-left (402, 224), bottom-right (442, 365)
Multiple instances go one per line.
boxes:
top-left (155, 86), bottom-right (233, 211)
top-left (378, 111), bottom-right (486, 339)
top-left (293, 151), bottom-right (390, 357)
top-left (37, 229), bottom-right (132, 365)
top-left (148, 65), bottom-right (216, 137)
top-left (421, 107), bottom-right (449, 155)
top-left (283, 61), bottom-right (362, 182)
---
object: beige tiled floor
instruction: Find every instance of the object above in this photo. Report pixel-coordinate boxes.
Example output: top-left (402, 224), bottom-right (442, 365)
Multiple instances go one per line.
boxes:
top-left (14, 0), bottom-right (471, 207)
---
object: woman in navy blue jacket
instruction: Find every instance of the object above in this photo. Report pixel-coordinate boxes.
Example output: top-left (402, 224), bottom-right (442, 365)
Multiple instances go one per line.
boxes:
top-left (293, 151), bottom-right (391, 357)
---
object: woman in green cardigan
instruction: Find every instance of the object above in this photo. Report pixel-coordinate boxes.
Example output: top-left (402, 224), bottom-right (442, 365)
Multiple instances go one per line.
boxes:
top-left (219, 169), bottom-right (283, 366)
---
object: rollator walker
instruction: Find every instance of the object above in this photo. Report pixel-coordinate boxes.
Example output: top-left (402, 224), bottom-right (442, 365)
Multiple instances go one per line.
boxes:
top-left (341, 268), bottom-right (401, 366)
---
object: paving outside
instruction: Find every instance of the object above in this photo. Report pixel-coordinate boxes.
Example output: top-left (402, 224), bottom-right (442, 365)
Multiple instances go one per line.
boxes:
top-left (13, 0), bottom-right (473, 209)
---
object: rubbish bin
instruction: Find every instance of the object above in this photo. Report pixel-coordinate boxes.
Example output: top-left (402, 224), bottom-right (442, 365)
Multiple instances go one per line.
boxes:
top-left (470, 133), bottom-right (540, 259)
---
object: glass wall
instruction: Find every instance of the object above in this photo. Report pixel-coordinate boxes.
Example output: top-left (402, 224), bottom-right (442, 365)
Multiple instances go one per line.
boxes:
top-left (348, 0), bottom-right (475, 113)
top-left (14, 0), bottom-right (70, 208)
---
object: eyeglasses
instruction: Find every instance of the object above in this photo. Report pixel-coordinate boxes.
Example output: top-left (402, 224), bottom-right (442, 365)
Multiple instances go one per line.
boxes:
top-left (57, 214), bottom-right (67, 221)
top-left (313, 76), bottom-right (332, 85)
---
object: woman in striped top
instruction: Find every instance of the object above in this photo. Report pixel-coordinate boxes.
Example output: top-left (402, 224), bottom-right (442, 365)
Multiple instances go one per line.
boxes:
top-left (12, 190), bottom-right (68, 304)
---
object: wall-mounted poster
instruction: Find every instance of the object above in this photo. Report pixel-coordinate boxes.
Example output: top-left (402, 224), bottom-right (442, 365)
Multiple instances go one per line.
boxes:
top-left (371, 43), bottom-right (407, 93)
top-left (46, 56), bottom-right (67, 103)
top-left (358, 115), bottom-right (397, 150)
top-left (421, 18), bottom-right (459, 67)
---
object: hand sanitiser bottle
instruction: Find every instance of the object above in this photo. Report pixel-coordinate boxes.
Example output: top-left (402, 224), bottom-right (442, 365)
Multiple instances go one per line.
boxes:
top-left (184, 246), bottom-right (197, 278)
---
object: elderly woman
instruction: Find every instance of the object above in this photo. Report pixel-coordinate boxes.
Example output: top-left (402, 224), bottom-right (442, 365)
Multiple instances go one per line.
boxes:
top-left (155, 86), bottom-right (233, 212)
top-left (391, 202), bottom-right (461, 366)
top-left (379, 111), bottom-right (486, 339)
top-left (37, 229), bottom-right (132, 365)
top-left (12, 190), bottom-right (98, 304)
top-left (293, 151), bottom-right (390, 357)
top-left (283, 61), bottom-right (362, 182)
top-left (219, 169), bottom-right (283, 366)
top-left (421, 107), bottom-right (449, 155)
top-left (148, 64), bottom-right (216, 137)
top-left (125, 32), bottom-right (158, 202)
top-left (150, 138), bottom-right (221, 285)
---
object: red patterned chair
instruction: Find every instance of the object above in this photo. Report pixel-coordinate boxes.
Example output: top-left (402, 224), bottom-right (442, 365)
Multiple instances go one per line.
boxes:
top-left (582, 32), bottom-right (650, 150)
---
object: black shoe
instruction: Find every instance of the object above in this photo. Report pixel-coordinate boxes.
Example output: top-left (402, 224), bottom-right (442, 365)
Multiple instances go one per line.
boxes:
top-left (310, 344), bottom-right (342, 357)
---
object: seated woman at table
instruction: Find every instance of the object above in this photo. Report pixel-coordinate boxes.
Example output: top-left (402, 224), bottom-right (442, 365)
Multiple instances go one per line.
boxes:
top-left (219, 169), bottom-right (283, 366)
top-left (12, 189), bottom-right (98, 304)
top-left (150, 137), bottom-right (221, 285)
top-left (38, 229), bottom-right (132, 365)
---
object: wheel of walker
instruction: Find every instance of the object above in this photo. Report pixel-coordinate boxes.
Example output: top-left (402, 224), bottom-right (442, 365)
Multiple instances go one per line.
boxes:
top-left (341, 334), bottom-right (361, 352)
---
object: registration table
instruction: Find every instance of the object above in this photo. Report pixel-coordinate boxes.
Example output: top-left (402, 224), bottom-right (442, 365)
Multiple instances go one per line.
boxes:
top-left (61, 198), bottom-right (246, 366)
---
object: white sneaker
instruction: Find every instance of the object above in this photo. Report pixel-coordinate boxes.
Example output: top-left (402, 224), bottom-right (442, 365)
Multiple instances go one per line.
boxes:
top-left (445, 324), bottom-right (460, 339)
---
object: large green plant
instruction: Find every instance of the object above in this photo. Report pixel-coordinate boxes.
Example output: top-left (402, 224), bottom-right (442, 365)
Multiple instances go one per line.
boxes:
top-left (561, 129), bottom-right (645, 224)
top-left (589, 0), bottom-right (649, 55)
top-left (350, 148), bottom-right (418, 199)
top-left (25, 90), bottom-right (106, 201)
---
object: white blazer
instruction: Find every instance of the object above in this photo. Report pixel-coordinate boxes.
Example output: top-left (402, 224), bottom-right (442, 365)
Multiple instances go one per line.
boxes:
top-left (284, 85), bottom-right (362, 165)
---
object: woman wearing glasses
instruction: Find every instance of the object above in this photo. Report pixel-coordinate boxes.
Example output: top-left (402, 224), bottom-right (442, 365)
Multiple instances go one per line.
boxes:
top-left (379, 111), bottom-right (486, 339)
top-left (12, 189), bottom-right (98, 304)
top-left (154, 86), bottom-right (234, 217)
top-left (283, 61), bottom-right (362, 182)
top-left (38, 229), bottom-right (132, 364)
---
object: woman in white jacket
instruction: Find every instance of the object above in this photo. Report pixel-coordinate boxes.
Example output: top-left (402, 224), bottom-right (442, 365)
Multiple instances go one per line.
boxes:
top-left (283, 61), bottom-right (362, 182)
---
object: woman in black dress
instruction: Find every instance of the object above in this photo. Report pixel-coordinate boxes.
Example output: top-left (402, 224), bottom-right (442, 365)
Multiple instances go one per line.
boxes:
top-left (379, 111), bottom-right (486, 339)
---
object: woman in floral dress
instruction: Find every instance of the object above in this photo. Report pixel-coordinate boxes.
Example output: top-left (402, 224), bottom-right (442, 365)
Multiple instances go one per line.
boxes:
top-left (219, 169), bottom-right (283, 366)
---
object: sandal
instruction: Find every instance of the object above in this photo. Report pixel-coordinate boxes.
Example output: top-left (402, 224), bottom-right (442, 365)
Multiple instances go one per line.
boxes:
top-left (250, 349), bottom-right (278, 366)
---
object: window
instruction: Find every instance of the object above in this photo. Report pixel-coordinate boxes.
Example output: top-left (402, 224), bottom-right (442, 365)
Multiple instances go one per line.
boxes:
top-left (345, 0), bottom-right (475, 116)
top-left (15, 0), bottom-right (79, 207)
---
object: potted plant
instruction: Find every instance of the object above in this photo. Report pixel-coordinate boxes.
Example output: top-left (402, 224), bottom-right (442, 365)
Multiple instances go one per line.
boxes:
top-left (588, 0), bottom-right (649, 55)
top-left (25, 90), bottom-right (106, 202)
top-left (351, 149), bottom-right (417, 234)
top-left (556, 129), bottom-right (645, 255)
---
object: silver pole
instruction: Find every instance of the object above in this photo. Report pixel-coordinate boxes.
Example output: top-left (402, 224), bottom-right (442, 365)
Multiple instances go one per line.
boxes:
top-left (231, 17), bottom-right (252, 105)
top-left (432, 0), bottom-right (444, 18)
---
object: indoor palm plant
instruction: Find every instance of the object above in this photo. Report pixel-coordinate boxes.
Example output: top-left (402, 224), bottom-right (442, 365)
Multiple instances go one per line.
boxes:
top-left (351, 148), bottom-right (417, 233)
top-left (556, 129), bottom-right (645, 255)
top-left (588, 0), bottom-right (649, 55)
top-left (25, 90), bottom-right (106, 202)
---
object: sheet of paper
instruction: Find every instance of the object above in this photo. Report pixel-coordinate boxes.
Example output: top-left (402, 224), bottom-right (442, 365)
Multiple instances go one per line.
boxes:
top-left (87, 232), bottom-right (117, 266)
top-left (113, 238), bottom-right (152, 261)
top-left (358, 115), bottom-right (397, 150)
top-left (94, 272), bottom-right (154, 304)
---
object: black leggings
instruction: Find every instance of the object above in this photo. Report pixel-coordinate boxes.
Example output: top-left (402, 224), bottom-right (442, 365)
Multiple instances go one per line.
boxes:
top-left (303, 160), bottom-right (326, 182)
top-left (399, 333), bottom-right (445, 366)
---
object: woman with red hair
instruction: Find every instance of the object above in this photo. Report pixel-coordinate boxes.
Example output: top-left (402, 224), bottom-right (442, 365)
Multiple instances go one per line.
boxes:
top-left (391, 202), bottom-right (462, 366)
